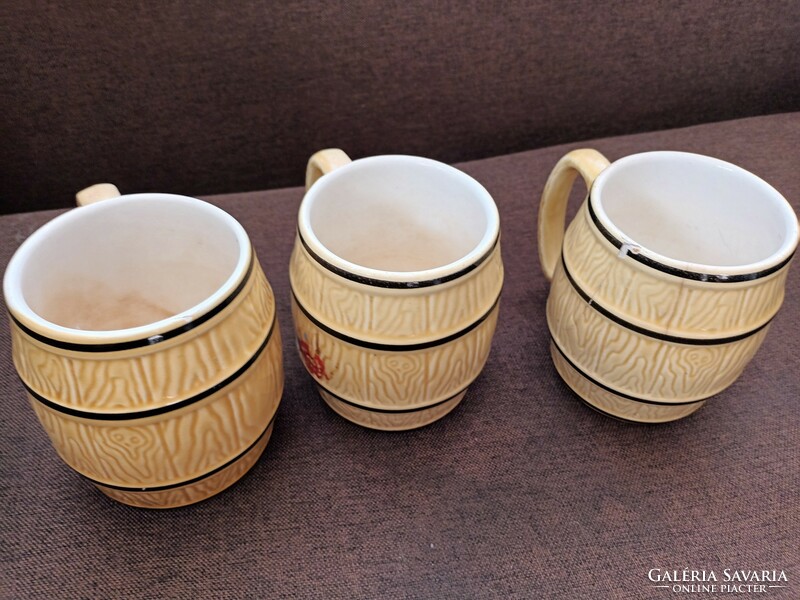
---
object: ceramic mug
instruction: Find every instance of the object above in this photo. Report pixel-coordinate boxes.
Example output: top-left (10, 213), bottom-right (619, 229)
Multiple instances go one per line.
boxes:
top-left (3, 187), bottom-right (284, 508)
top-left (538, 150), bottom-right (799, 423)
top-left (289, 150), bottom-right (503, 430)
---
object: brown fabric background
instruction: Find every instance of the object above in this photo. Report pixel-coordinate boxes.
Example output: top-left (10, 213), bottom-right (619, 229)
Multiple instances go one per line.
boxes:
top-left (3, 1), bottom-right (800, 213)
top-left (1, 114), bottom-right (798, 598)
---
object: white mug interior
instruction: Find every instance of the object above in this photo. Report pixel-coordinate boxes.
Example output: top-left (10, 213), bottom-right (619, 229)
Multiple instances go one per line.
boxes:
top-left (3, 194), bottom-right (250, 338)
top-left (591, 152), bottom-right (799, 274)
top-left (298, 156), bottom-right (500, 281)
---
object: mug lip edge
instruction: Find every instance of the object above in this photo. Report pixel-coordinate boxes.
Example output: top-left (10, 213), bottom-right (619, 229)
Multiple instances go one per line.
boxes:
top-left (590, 151), bottom-right (800, 277)
top-left (3, 193), bottom-right (253, 345)
top-left (297, 154), bottom-right (501, 284)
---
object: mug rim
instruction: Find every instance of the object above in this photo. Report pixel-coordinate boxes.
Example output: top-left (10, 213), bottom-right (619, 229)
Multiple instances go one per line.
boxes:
top-left (590, 151), bottom-right (800, 279)
top-left (297, 155), bottom-right (501, 286)
top-left (3, 193), bottom-right (252, 345)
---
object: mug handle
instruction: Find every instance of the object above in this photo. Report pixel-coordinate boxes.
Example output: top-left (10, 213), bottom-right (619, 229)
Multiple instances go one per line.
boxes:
top-left (538, 149), bottom-right (610, 281)
top-left (75, 183), bottom-right (121, 207)
top-left (305, 149), bottom-right (352, 190)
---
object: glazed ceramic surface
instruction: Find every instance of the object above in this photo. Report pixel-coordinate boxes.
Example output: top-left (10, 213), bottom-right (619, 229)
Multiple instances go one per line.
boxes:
top-left (3, 192), bottom-right (284, 508)
top-left (290, 150), bottom-right (503, 430)
top-left (539, 150), bottom-right (799, 423)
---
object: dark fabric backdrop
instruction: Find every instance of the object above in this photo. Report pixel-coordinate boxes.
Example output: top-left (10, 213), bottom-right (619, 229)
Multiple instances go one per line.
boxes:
top-left (3, 1), bottom-right (800, 213)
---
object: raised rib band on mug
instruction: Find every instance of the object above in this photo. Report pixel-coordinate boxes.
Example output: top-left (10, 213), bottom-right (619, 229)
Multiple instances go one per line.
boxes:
top-left (550, 336), bottom-right (708, 406)
top-left (560, 254), bottom-right (772, 346)
top-left (21, 312), bottom-right (277, 421)
top-left (316, 382), bottom-right (469, 413)
top-left (297, 228), bottom-right (500, 288)
top-left (80, 412), bottom-right (277, 492)
top-left (292, 290), bottom-right (500, 351)
top-left (573, 395), bottom-right (670, 425)
top-left (9, 250), bottom-right (256, 353)
top-left (586, 197), bottom-right (795, 282)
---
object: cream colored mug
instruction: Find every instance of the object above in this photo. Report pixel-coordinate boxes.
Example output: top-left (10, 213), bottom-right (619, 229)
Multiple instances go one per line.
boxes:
top-left (290, 150), bottom-right (504, 430)
top-left (3, 187), bottom-right (284, 508)
top-left (539, 150), bottom-right (799, 423)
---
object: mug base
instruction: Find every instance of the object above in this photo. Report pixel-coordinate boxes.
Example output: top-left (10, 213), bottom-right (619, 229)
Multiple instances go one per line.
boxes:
top-left (318, 387), bottom-right (467, 431)
top-left (550, 342), bottom-right (706, 423)
top-left (92, 422), bottom-right (275, 509)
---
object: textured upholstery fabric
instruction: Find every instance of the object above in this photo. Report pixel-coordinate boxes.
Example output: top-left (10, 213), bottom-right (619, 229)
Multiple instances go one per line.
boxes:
top-left (3, 1), bottom-right (800, 213)
top-left (1, 114), bottom-right (798, 598)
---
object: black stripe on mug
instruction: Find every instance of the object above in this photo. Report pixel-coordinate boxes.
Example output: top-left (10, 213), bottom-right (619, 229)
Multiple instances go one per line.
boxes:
top-left (292, 290), bottom-right (500, 352)
top-left (550, 336), bottom-right (708, 407)
top-left (9, 249), bottom-right (256, 353)
top-left (573, 395), bottom-right (668, 425)
top-left (586, 197), bottom-right (794, 283)
top-left (560, 254), bottom-right (771, 346)
top-left (22, 311), bottom-right (277, 421)
top-left (80, 411), bottom-right (278, 493)
top-left (297, 229), bottom-right (500, 289)
top-left (317, 382), bottom-right (469, 413)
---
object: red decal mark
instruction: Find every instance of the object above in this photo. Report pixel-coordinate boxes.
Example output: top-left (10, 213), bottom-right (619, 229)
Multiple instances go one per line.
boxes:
top-left (299, 339), bottom-right (331, 380)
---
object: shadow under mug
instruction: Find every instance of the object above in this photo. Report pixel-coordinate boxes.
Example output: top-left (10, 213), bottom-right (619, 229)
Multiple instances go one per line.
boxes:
top-left (3, 192), bottom-right (284, 508)
top-left (539, 150), bottom-right (799, 423)
top-left (290, 150), bottom-right (504, 430)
